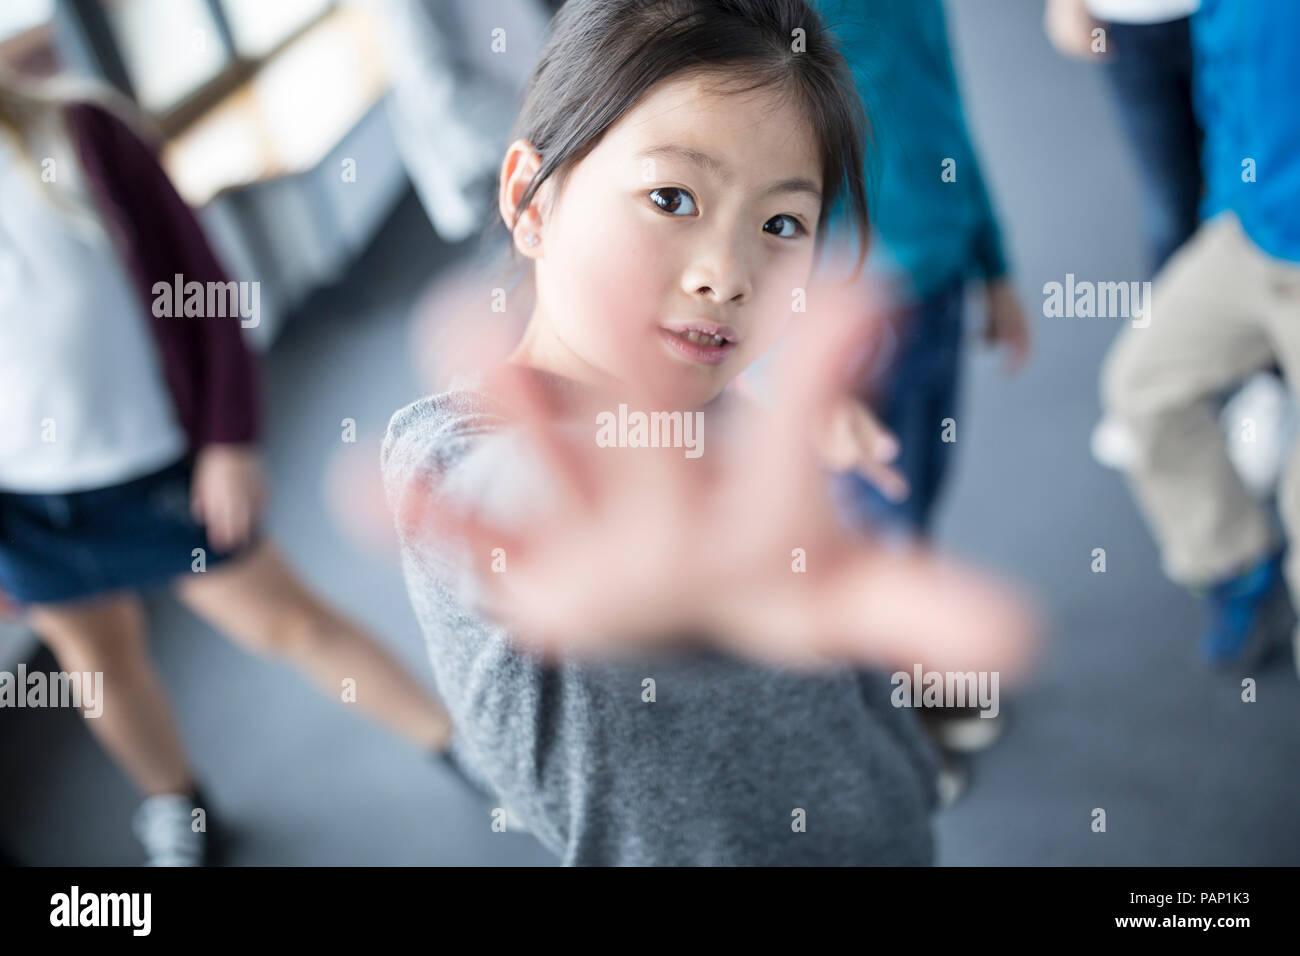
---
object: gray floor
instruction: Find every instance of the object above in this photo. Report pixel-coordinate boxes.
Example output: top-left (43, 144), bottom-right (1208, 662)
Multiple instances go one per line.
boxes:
top-left (3, 0), bottom-right (1298, 865)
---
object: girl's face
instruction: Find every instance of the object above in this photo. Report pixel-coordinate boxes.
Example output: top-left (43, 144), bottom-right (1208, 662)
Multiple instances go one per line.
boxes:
top-left (501, 71), bottom-right (825, 409)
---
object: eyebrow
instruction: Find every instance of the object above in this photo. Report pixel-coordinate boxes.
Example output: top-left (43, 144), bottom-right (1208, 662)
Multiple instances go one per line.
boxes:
top-left (636, 144), bottom-right (822, 202)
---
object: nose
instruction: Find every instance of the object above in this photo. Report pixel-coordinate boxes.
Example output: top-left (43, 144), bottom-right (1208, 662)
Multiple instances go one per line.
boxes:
top-left (682, 241), bottom-right (752, 306)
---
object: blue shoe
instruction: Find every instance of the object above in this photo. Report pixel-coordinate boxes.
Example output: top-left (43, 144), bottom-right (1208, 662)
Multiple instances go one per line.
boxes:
top-left (1199, 551), bottom-right (1294, 668)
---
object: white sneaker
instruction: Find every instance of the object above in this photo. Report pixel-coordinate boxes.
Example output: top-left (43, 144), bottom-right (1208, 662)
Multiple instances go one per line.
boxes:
top-left (1090, 415), bottom-right (1139, 471)
top-left (1222, 372), bottom-right (1296, 498)
top-left (132, 793), bottom-right (206, 867)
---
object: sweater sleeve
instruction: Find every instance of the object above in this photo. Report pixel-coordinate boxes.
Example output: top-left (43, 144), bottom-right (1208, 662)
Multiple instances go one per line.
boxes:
top-left (929, 1), bottom-right (1010, 283)
top-left (965, 150), bottom-right (1010, 282)
top-left (66, 102), bottom-right (260, 447)
top-left (381, 388), bottom-right (569, 616)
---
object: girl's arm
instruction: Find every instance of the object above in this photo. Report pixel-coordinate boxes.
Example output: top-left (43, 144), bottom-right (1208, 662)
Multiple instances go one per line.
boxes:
top-left (68, 102), bottom-right (267, 549)
top-left (66, 101), bottom-right (260, 449)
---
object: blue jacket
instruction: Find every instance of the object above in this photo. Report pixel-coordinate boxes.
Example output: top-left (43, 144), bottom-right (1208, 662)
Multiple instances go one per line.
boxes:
top-left (815, 0), bottom-right (1009, 300)
top-left (1193, 0), bottom-right (1300, 262)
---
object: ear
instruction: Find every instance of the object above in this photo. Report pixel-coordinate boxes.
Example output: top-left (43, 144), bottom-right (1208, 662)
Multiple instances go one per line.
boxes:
top-left (499, 139), bottom-right (547, 258)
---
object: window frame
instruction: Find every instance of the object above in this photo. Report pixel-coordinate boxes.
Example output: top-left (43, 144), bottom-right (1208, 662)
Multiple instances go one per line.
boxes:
top-left (63, 0), bottom-right (335, 137)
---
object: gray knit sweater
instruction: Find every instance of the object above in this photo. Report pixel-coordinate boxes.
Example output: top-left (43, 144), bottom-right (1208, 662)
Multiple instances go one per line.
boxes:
top-left (381, 381), bottom-right (940, 865)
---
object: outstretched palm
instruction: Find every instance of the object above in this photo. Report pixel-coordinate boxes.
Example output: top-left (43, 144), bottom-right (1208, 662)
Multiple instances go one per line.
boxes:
top-left (401, 279), bottom-right (1039, 677)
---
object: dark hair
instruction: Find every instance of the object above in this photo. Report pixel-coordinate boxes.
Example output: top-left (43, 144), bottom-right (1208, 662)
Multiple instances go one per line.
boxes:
top-left (492, 0), bottom-right (871, 281)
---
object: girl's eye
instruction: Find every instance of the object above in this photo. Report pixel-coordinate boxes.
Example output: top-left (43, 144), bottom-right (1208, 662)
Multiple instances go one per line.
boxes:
top-left (648, 187), bottom-right (697, 216)
top-left (763, 214), bottom-right (806, 239)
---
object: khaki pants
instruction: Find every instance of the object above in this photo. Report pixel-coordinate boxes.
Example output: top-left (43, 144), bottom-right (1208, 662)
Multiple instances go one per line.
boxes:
top-left (1101, 212), bottom-right (1300, 597)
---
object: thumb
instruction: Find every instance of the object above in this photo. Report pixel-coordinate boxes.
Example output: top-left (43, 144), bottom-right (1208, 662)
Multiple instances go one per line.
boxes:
top-left (190, 481), bottom-right (206, 526)
top-left (770, 274), bottom-right (887, 436)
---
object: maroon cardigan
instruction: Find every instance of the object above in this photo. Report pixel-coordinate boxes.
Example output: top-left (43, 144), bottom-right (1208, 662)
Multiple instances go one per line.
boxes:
top-left (63, 102), bottom-right (260, 449)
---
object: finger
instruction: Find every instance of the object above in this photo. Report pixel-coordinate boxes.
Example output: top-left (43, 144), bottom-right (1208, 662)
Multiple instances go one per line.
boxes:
top-left (324, 441), bottom-right (399, 557)
top-left (210, 497), bottom-right (234, 553)
top-left (221, 497), bottom-right (241, 552)
top-left (870, 429), bottom-right (900, 463)
top-left (855, 458), bottom-right (910, 503)
top-left (229, 497), bottom-right (252, 550)
top-left (399, 472), bottom-right (530, 567)
top-left (218, 494), bottom-right (241, 551)
top-left (484, 361), bottom-right (599, 506)
top-left (849, 402), bottom-right (900, 463)
top-left (1004, 330), bottom-right (1031, 376)
top-left (1015, 326), bottom-right (1033, 368)
top-left (816, 544), bottom-right (1042, 681)
top-left (1003, 346), bottom-right (1023, 377)
top-left (770, 276), bottom-right (884, 430)
top-left (761, 278), bottom-right (887, 505)
top-left (250, 472), bottom-right (269, 519)
top-left (200, 489), bottom-right (223, 550)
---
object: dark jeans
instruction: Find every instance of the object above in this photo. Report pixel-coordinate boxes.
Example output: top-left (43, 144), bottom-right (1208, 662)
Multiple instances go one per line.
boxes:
top-left (832, 278), bottom-right (965, 538)
top-left (1100, 17), bottom-right (1203, 275)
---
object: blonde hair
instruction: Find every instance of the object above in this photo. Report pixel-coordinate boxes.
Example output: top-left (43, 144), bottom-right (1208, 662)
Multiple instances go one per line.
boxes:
top-left (0, 65), bottom-right (154, 236)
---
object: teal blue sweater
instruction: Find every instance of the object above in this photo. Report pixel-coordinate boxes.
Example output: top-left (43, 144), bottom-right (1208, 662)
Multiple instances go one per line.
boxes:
top-left (815, 0), bottom-right (1009, 300)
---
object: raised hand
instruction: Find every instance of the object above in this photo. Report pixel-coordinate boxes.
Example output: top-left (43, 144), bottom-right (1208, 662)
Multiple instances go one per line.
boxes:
top-left (984, 278), bottom-right (1034, 376)
top-left (190, 443), bottom-right (267, 552)
top-left (398, 276), bottom-right (1040, 678)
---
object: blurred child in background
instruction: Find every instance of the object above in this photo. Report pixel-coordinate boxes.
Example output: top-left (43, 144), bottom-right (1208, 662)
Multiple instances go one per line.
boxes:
top-left (1045, 0), bottom-right (1202, 275)
top-left (1100, 0), bottom-right (1300, 676)
top-left (809, 0), bottom-right (1032, 789)
top-left (0, 70), bottom-right (462, 865)
top-left (1045, 0), bottom-right (1293, 506)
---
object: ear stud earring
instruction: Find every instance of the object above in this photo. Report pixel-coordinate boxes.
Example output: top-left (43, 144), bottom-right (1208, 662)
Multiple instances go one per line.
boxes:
top-left (524, 234), bottom-right (539, 247)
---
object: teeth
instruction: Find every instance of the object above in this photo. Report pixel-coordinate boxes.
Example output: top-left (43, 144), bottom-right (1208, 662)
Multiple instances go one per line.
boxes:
top-left (682, 330), bottom-right (726, 347)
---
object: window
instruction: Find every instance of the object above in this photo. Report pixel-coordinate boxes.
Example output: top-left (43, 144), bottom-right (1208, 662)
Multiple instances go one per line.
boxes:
top-left (0, 0), bottom-right (52, 44)
top-left (219, 0), bottom-right (332, 58)
top-left (0, 0), bottom-right (54, 73)
top-left (102, 0), bottom-right (231, 113)
top-left (78, 0), bottom-right (335, 131)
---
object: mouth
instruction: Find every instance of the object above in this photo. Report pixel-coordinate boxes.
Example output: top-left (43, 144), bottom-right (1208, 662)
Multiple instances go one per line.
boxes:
top-left (658, 322), bottom-right (740, 366)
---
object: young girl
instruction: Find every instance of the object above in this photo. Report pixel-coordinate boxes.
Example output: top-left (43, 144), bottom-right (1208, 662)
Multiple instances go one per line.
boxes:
top-left (383, 0), bottom-right (1036, 865)
top-left (0, 70), bottom-right (464, 865)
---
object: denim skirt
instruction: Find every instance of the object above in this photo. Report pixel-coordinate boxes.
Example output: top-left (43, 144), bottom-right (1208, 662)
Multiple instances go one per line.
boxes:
top-left (0, 453), bottom-right (258, 606)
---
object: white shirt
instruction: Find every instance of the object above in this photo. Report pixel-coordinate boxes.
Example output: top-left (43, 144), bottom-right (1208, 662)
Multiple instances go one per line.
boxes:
top-left (1085, 0), bottom-right (1200, 25)
top-left (0, 119), bottom-right (188, 494)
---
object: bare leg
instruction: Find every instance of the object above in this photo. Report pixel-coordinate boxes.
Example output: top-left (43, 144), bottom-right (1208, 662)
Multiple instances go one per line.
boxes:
top-left (172, 540), bottom-right (453, 751)
top-left (27, 593), bottom-right (196, 796)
